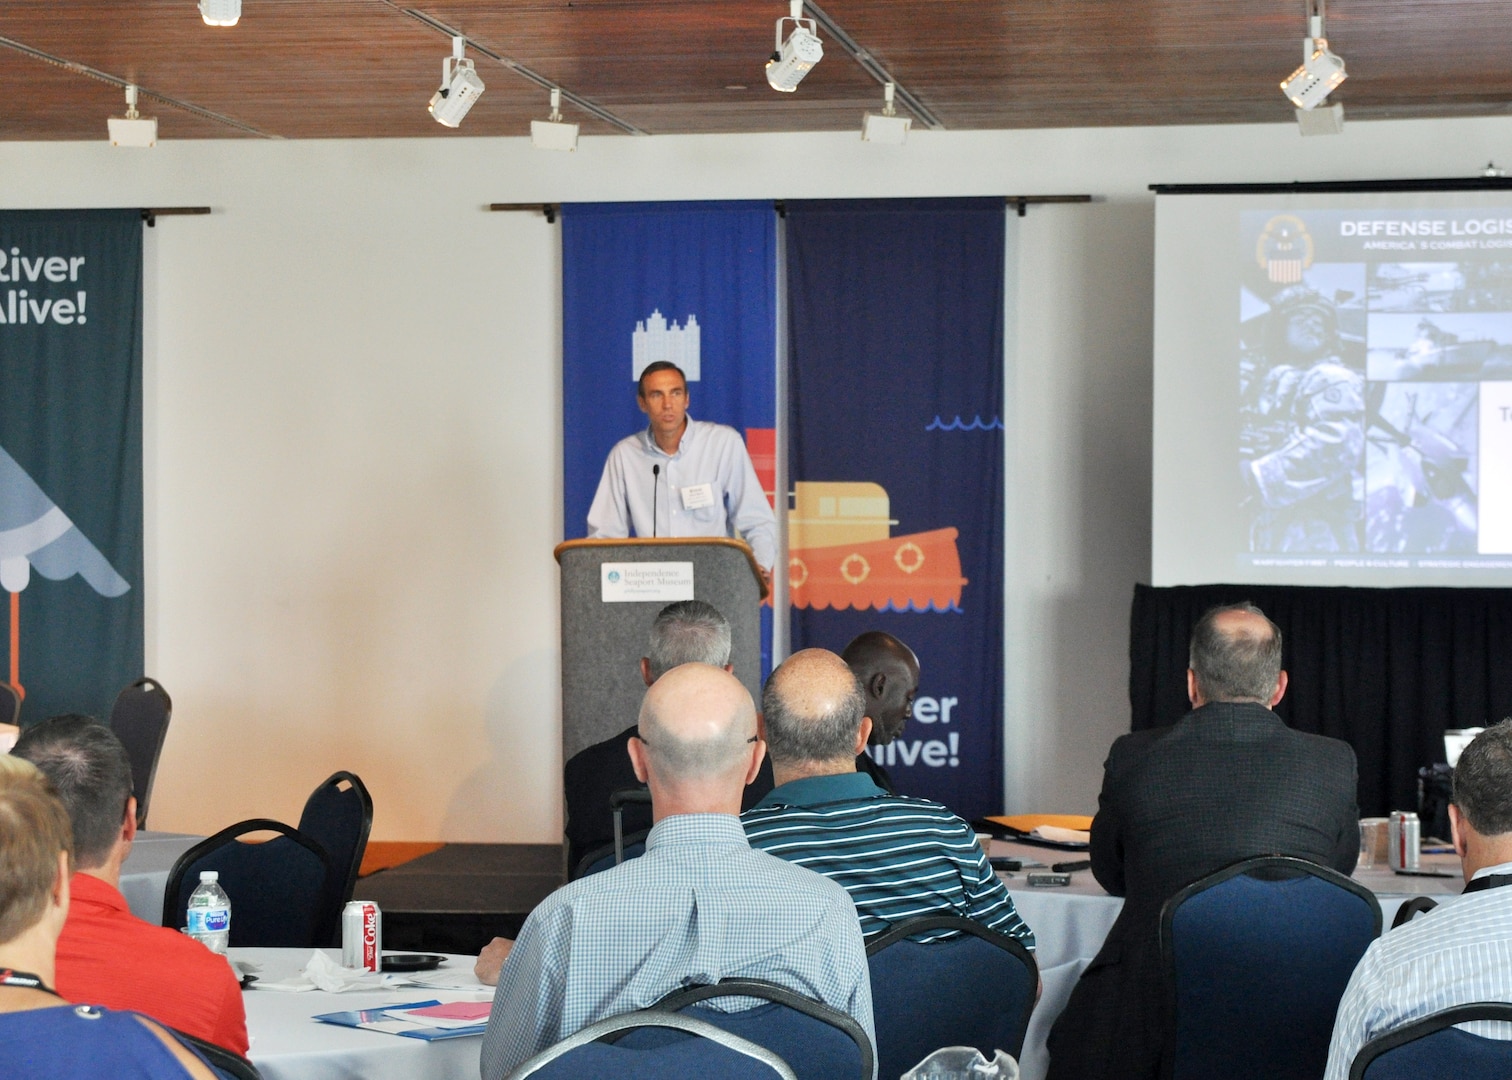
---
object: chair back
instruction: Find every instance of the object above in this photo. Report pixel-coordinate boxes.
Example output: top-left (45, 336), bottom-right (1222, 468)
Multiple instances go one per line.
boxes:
top-left (1160, 855), bottom-right (1382, 1080)
top-left (1389, 895), bottom-right (1438, 929)
top-left (108, 677), bottom-right (172, 828)
top-left (1350, 1002), bottom-right (1512, 1080)
top-left (507, 1009), bottom-right (797, 1080)
top-left (0, 681), bottom-right (20, 727)
top-left (162, 818), bottom-right (336, 948)
top-left (647, 978), bottom-right (873, 1080)
top-left (571, 831), bottom-right (648, 880)
top-left (297, 770), bottom-right (373, 943)
top-left (865, 914), bottom-right (1038, 1079)
top-left (169, 1027), bottom-right (264, 1080)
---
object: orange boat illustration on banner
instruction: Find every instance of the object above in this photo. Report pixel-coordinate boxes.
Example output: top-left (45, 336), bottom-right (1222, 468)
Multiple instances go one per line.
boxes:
top-left (786, 482), bottom-right (966, 612)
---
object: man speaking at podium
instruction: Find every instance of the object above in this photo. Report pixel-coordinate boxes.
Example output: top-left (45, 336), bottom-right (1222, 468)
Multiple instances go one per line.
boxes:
top-left (587, 361), bottom-right (777, 576)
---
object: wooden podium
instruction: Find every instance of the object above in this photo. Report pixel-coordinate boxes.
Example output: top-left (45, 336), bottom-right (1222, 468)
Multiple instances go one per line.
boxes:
top-left (554, 537), bottom-right (768, 761)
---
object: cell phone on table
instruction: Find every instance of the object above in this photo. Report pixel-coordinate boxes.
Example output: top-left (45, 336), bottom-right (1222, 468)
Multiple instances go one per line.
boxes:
top-left (1027, 871), bottom-right (1072, 887)
top-left (989, 856), bottom-right (1023, 872)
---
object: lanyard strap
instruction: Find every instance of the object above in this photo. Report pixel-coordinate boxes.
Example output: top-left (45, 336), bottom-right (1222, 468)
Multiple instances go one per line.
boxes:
top-left (1462, 873), bottom-right (1512, 895)
top-left (0, 968), bottom-right (56, 995)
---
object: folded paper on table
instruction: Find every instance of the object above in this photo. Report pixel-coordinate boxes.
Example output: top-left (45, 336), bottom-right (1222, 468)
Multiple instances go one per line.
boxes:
top-left (314, 1000), bottom-right (488, 1041)
top-left (1032, 825), bottom-right (1091, 846)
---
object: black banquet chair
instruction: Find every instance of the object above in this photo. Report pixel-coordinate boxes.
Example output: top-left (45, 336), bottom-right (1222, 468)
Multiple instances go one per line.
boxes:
top-left (162, 818), bottom-right (336, 949)
top-left (297, 770), bottom-right (373, 944)
top-left (506, 1009), bottom-right (798, 1080)
top-left (0, 681), bottom-right (20, 727)
top-left (170, 1027), bottom-right (264, 1080)
top-left (647, 978), bottom-right (873, 1080)
top-left (108, 676), bottom-right (172, 828)
top-left (1349, 1002), bottom-right (1512, 1080)
top-left (1389, 895), bottom-right (1438, 929)
top-left (865, 914), bottom-right (1038, 1080)
top-left (1160, 854), bottom-right (1382, 1080)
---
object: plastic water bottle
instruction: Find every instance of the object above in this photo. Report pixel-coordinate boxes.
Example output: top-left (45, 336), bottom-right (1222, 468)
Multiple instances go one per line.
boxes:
top-left (185, 871), bottom-right (231, 954)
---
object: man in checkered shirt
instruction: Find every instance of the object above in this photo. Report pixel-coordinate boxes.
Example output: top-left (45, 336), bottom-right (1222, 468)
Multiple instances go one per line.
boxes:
top-left (479, 662), bottom-right (874, 1080)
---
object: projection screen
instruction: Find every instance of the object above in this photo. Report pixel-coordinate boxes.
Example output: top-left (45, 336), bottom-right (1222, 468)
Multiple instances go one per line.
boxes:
top-left (1153, 186), bottom-right (1512, 587)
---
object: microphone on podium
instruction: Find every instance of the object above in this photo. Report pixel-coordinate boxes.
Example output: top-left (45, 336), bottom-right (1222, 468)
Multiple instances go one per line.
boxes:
top-left (651, 464), bottom-right (660, 538)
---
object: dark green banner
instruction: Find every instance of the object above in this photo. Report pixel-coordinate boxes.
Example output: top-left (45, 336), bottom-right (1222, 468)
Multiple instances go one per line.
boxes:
top-left (0, 209), bottom-right (142, 726)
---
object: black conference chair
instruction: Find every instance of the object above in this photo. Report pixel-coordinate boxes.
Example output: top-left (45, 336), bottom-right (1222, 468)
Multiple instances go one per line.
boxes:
top-left (170, 1028), bottom-right (264, 1080)
top-left (297, 770), bottom-right (373, 944)
top-left (0, 681), bottom-right (20, 727)
top-left (570, 831), bottom-right (648, 881)
top-left (865, 914), bottom-right (1038, 1080)
top-left (647, 978), bottom-right (873, 1080)
top-left (163, 818), bottom-right (336, 949)
top-left (1160, 854), bottom-right (1382, 1080)
top-left (506, 1009), bottom-right (798, 1080)
top-left (1389, 895), bottom-right (1439, 929)
top-left (108, 676), bottom-right (172, 828)
top-left (1349, 1002), bottom-right (1512, 1080)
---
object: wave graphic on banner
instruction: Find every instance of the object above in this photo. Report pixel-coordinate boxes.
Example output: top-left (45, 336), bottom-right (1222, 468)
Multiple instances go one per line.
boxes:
top-left (925, 415), bottom-right (1004, 431)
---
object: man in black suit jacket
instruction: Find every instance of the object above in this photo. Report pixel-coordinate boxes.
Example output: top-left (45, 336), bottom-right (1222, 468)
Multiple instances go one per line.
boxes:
top-left (1046, 602), bottom-right (1358, 1080)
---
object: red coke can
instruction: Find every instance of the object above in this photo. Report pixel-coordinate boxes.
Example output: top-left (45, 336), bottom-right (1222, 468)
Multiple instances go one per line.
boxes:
top-left (342, 900), bottom-right (382, 972)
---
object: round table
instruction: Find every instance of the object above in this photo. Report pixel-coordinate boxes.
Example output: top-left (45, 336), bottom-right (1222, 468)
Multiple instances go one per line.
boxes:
top-left (235, 948), bottom-right (490, 1080)
top-left (120, 831), bottom-right (203, 924)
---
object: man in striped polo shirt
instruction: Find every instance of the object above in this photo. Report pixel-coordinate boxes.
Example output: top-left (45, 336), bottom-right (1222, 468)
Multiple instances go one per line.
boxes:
top-left (742, 648), bottom-right (1034, 948)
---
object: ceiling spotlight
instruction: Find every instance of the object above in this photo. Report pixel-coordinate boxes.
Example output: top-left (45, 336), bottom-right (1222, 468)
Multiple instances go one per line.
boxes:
top-left (429, 36), bottom-right (485, 128)
top-left (1296, 101), bottom-right (1344, 136)
top-left (531, 88), bottom-right (579, 151)
top-left (108, 85), bottom-right (157, 148)
top-left (862, 82), bottom-right (911, 144)
top-left (1280, 1), bottom-right (1346, 110)
top-left (766, 0), bottom-right (822, 93)
top-left (198, 0), bottom-right (240, 27)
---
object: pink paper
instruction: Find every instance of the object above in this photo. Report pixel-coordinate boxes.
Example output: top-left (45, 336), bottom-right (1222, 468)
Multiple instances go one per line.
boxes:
top-left (403, 1001), bottom-right (492, 1022)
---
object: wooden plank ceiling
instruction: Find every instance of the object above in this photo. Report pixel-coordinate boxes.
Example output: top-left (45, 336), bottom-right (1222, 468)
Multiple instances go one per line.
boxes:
top-left (0, 0), bottom-right (1509, 141)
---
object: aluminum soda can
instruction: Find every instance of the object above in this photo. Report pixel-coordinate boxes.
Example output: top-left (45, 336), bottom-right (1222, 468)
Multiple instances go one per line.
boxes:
top-left (342, 900), bottom-right (382, 971)
top-left (1387, 811), bottom-right (1421, 871)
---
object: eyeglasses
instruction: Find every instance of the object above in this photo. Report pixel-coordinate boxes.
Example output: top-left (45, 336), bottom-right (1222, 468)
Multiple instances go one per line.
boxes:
top-left (634, 730), bottom-right (761, 748)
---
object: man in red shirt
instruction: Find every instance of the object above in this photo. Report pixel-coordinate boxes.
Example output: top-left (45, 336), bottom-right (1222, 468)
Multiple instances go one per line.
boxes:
top-left (14, 714), bottom-right (248, 1054)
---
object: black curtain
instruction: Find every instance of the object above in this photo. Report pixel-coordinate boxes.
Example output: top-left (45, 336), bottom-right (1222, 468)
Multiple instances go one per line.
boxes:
top-left (1130, 584), bottom-right (1512, 818)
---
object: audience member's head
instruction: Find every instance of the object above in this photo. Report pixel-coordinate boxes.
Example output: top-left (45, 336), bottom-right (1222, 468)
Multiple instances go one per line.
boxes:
top-left (0, 756), bottom-right (72, 949)
top-left (762, 649), bottom-right (868, 778)
top-left (841, 631), bottom-right (920, 746)
top-left (1187, 602), bottom-right (1285, 707)
top-left (1449, 720), bottom-right (1512, 876)
top-left (643, 600), bottom-right (732, 684)
top-left (630, 663), bottom-right (762, 817)
top-left (13, 715), bottom-right (135, 873)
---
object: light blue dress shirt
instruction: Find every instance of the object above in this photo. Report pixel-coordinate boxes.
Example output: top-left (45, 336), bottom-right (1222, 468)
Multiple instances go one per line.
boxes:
top-left (479, 813), bottom-right (875, 1080)
top-left (1322, 859), bottom-right (1512, 1080)
top-left (586, 417), bottom-right (778, 570)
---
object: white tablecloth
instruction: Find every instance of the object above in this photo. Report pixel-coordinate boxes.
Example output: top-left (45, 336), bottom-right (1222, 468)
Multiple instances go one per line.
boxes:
top-left (120, 831), bottom-right (202, 924)
top-left (236, 948), bottom-right (490, 1080)
top-left (989, 839), bottom-right (1464, 1080)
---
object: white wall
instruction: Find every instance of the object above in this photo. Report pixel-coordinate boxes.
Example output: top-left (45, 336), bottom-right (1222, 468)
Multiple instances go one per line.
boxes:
top-left (3, 115), bottom-right (1510, 839)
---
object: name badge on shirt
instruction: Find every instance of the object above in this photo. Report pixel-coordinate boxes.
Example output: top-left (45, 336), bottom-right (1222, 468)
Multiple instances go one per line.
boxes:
top-left (681, 483), bottom-right (716, 510)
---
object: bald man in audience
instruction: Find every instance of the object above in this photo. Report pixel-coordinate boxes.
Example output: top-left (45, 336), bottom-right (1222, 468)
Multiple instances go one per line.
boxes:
top-left (478, 663), bottom-right (874, 1080)
top-left (843, 631), bottom-right (920, 794)
top-left (13, 715), bottom-right (249, 1055)
top-left (1323, 719), bottom-right (1512, 1079)
top-left (1047, 602), bottom-right (1358, 1080)
top-left (744, 648), bottom-right (1033, 950)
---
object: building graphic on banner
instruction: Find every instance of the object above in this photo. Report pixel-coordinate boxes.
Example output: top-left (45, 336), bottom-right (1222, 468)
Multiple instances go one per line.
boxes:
top-left (0, 444), bottom-right (129, 696)
top-left (631, 309), bottom-right (701, 382)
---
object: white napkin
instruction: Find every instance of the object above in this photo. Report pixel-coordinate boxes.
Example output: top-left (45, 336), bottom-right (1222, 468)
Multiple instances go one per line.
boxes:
top-left (251, 950), bottom-right (391, 993)
top-left (1030, 825), bottom-right (1091, 845)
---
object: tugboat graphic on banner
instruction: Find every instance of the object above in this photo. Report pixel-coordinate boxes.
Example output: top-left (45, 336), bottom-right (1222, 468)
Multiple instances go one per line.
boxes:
top-left (785, 482), bottom-right (965, 612)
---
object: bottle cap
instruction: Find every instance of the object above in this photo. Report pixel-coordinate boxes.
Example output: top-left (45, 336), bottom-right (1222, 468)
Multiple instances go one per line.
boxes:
top-left (199, 870), bottom-right (219, 882)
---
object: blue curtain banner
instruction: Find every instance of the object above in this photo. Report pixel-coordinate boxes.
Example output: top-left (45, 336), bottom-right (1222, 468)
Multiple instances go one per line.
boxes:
top-left (786, 197), bottom-right (1006, 819)
top-left (0, 209), bottom-right (143, 725)
top-left (561, 201), bottom-right (778, 674)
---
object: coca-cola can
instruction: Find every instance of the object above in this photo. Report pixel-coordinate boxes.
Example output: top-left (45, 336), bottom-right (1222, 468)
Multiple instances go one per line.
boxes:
top-left (342, 900), bottom-right (382, 972)
top-left (1387, 810), bottom-right (1421, 871)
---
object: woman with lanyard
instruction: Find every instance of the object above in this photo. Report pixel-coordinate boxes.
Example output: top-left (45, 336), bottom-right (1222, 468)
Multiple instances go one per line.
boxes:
top-left (0, 756), bottom-right (216, 1080)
